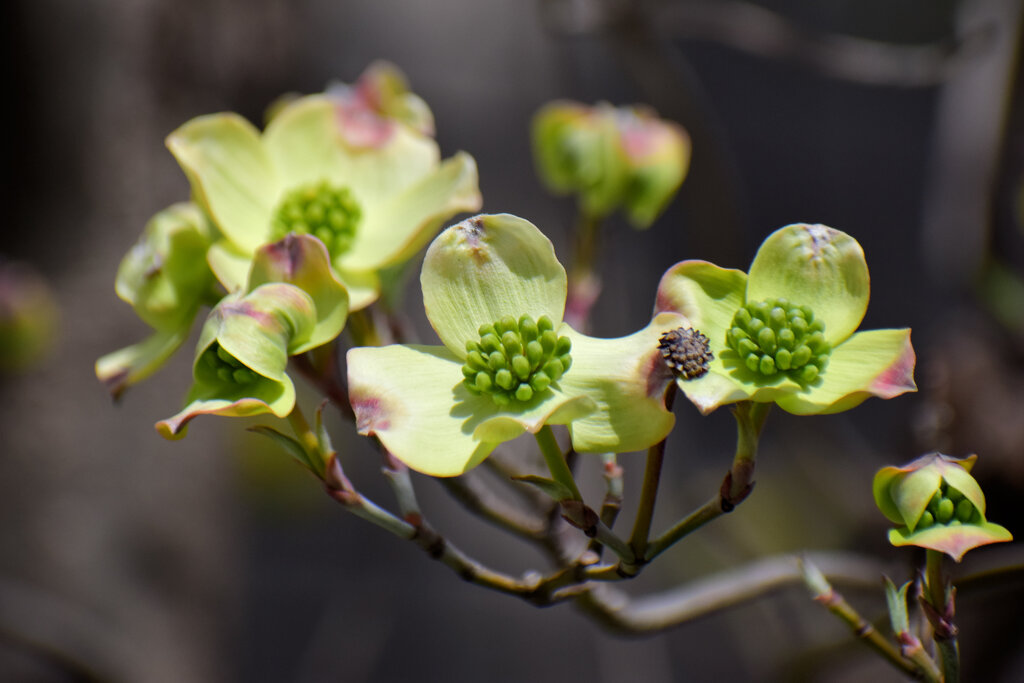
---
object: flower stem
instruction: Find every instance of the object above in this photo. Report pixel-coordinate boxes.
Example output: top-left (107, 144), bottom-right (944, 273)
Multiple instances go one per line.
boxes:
top-left (565, 211), bottom-right (603, 331)
top-left (287, 402), bottom-right (325, 472)
top-left (629, 382), bottom-right (677, 562)
top-left (925, 549), bottom-right (960, 683)
top-left (644, 401), bottom-right (769, 561)
top-left (534, 425), bottom-right (582, 501)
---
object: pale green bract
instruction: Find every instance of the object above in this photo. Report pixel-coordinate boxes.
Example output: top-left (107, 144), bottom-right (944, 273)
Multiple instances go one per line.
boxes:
top-left (655, 223), bottom-right (917, 415)
top-left (347, 213), bottom-right (683, 477)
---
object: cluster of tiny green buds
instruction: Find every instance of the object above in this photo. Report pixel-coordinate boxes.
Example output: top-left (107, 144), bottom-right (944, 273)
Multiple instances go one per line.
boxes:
top-left (658, 327), bottom-right (713, 380)
top-left (917, 481), bottom-right (981, 530)
top-left (461, 314), bottom-right (572, 406)
top-left (203, 342), bottom-right (259, 386)
top-left (270, 181), bottom-right (361, 257)
top-left (725, 298), bottom-right (831, 382)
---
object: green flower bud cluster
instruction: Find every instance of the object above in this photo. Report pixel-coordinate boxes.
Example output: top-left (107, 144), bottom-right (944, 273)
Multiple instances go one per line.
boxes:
top-left (202, 342), bottom-right (259, 386)
top-left (270, 181), bottom-right (361, 257)
top-left (725, 298), bottom-right (831, 383)
top-left (916, 481), bottom-right (982, 530)
top-left (461, 314), bottom-right (572, 406)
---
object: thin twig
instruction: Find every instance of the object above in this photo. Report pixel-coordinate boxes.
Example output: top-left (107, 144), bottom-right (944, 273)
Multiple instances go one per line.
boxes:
top-left (440, 474), bottom-right (548, 540)
top-left (645, 401), bottom-right (769, 561)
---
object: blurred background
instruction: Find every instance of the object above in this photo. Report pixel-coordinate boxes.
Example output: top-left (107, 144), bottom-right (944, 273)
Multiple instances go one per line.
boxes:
top-left (3, 0), bottom-right (1023, 680)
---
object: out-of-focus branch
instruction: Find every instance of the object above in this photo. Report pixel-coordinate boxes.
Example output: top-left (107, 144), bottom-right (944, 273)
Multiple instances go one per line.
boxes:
top-left (574, 551), bottom-right (889, 634)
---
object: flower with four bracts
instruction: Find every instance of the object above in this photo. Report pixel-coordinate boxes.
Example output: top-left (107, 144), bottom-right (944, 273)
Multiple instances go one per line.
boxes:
top-left (654, 223), bottom-right (917, 415)
top-left (347, 213), bottom-right (683, 476)
top-left (532, 100), bottom-right (690, 228)
top-left (157, 234), bottom-right (348, 438)
top-left (874, 452), bottom-right (1012, 561)
top-left (167, 92), bottom-right (480, 310)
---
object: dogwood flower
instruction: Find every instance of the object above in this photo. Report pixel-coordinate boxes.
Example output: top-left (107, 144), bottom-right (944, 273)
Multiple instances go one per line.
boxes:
top-left (348, 214), bottom-right (682, 476)
top-left (533, 100), bottom-right (690, 228)
top-left (167, 93), bottom-right (480, 310)
top-left (655, 223), bottom-right (916, 415)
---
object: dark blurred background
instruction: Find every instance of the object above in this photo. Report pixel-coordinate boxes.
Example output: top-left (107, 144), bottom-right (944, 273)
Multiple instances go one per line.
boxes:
top-left (3, 0), bottom-right (1023, 681)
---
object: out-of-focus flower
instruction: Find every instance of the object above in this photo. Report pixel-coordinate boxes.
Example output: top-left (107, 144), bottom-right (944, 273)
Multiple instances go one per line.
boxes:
top-left (655, 223), bottom-right (916, 415)
top-left (533, 100), bottom-right (690, 228)
top-left (326, 60), bottom-right (435, 138)
top-left (0, 259), bottom-right (59, 372)
top-left (267, 61), bottom-right (435, 138)
top-left (873, 452), bottom-right (1012, 561)
top-left (348, 213), bottom-right (681, 476)
top-left (169, 93), bottom-right (480, 311)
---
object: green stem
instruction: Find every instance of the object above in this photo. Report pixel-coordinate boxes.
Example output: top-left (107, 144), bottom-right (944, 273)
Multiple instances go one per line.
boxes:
top-left (926, 549), bottom-right (960, 683)
top-left (565, 211), bottom-right (603, 330)
top-left (801, 558), bottom-right (931, 680)
top-left (629, 383), bottom-right (676, 561)
top-left (592, 522), bottom-right (636, 565)
top-left (644, 401), bottom-right (769, 561)
top-left (534, 425), bottom-right (582, 501)
top-left (287, 402), bottom-right (325, 470)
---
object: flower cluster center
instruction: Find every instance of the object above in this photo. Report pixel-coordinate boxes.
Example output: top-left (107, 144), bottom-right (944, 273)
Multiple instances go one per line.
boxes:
top-left (202, 342), bottom-right (258, 386)
top-left (914, 481), bottom-right (981, 531)
top-left (658, 327), bottom-right (713, 380)
top-left (270, 181), bottom-right (361, 257)
top-left (726, 298), bottom-right (831, 383)
top-left (461, 315), bottom-right (572, 406)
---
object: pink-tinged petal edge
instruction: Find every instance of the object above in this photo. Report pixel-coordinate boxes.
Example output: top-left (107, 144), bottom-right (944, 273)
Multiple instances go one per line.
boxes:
top-left (156, 397), bottom-right (274, 439)
top-left (869, 332), bottom-right (917, 398)
top-left (889, 523), bottom-right (1013, 562)
top-left (352, 392), bottom-right (392, 436)
top-left (335, 102), bottom-right (395, 150)
top-left (258, 234), bottom-right (311, 279)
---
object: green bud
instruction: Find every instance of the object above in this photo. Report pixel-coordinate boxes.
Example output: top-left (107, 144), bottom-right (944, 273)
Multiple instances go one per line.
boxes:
top-left (955, 498), bottom-right (974, 523)
top-left (512, 354), bottom-right (531, 379)
top-left (515, 384), bottom-right (534, 402)
top-left (495, 368), bottom-right (513, 390)
top-left (936, 497), bottom-right (955, 524)
top-left (204, 342), bottom-right (262, 388)
top-left (797, 365), bottom-right (819, 383)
